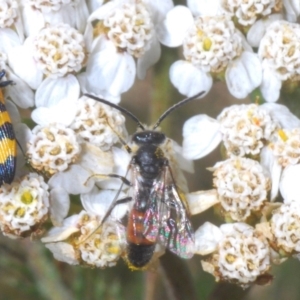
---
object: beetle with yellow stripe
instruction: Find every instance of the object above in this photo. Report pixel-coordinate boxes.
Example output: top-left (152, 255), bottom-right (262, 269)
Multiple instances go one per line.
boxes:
top-left (0, 70), bottom-right (16, 185)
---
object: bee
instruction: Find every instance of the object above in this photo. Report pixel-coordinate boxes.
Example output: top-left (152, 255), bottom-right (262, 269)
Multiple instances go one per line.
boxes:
top-left (0, 70), bottom-right (16, 186)
top-left (84, 92), bottom-right (204, 269)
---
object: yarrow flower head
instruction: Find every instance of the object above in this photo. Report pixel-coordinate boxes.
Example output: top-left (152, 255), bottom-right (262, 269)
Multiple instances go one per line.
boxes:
top-left (82, 0), bottom-right (173, 97)
top-left (211, 157), bottom-right (271, 221)
top-left (69, 96), bottom-right (127, 151)
top-left (183, 16), bottom-right (243, 73)
top-left (0, 0), bottom-right (18, 29)
top-left (159, 6), bottom-right (262, 98)
top-left (102, 1), bottom-right (154, 58)
top-left (218, 104), bottom-right (278, 157)
top-left (182, 103), bottom-right (279, 160)
top-left (269, 128), bottom-right (300, 167)
top-left (222, 0), bottom-right (281, 26)
top-left (194, 222), bottom-right (271, 288)
top-left (271, 200), bottom-right (300, 256)
top-left (42, 187), bottom-right (129, 267)
top-left (258, 20), bottom-right (300, 102)
top-left (0, 173), bottom-right (49, 238)
top-left (33, 23), bottom-right (86, 78)
top-left (27, 123), bottom-right (81, 175)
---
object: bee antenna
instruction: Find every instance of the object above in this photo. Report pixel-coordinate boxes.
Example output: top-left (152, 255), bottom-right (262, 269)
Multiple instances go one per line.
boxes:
top-left (84, 94), bottom-right (145, 130)
top-left (152, 91), bottom-right (205, 130)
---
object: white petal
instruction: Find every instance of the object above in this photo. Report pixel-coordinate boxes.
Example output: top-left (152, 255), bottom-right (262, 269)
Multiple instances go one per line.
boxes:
top-left (35, 75), bottom-right (80, 107)
top-left (6, 100), bottom-right (20, 124)
top-left (74, 0), bottom-right (90, 32)
top-left (187, 189), bottom-right (219, 215)
top-left (194, 222), bottom-right (222, 255)
top-left (283, 0), bottom-right (300, 22)
top-left (97, 147), bottom-right (131, 190)
top-left (49, 165), bottom-right (94, 195)
top-left (247, 14), bottom-right (283, 47)
top-left (14, 123), bottom-right (32, 155)
top-left (280, 165), bottom-right (300, 203)
top-left (137, 37), bottom-right (161, 79)
top-left (260, 64), bottom-right (282, 102)
top-left (187, 0), bottom-right (223, 16)
top-left (260, 146), bottom-right (282, 201)
top-left (0, 28), bottom-right (21, 53)
top-left (8, 40), bottom-right (43, 90)
top-left (88, 1), bottom-right (120, 22)
top-left (226, 51), bottom-right (262, 99)
top-left (170, 60), bottom-right (212, 97)
top-left (32, 98), bottom-right (77, 126)
top-left (157, 6), bottom-right (193, 47)
top-left (182, 115), bottom-right (221, 160)
top-left (143, 0), bottom-right (174, 23)
top-left (22, 6), bottom-right (45, 37)
top-left (45, 242), bottom-right (79, 265)
top-left (170, 140), bottom-right (194, 173)
top-left (260, 103), bottom-right (300, 128)
top-left (86, 46), bottom-right (136, 96)
top-left (6, 71), bottom-right (35, 108)
top-left (50, 188), bottom-right (70, 226)
top-left (77, 73), bottom-right (121, 104)
top-left (81, 187), bottom-right (128, 220)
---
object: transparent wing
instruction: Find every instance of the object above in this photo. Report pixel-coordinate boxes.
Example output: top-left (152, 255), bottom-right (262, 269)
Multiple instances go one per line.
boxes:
top-left (141, 166), bottom-right (194, 258)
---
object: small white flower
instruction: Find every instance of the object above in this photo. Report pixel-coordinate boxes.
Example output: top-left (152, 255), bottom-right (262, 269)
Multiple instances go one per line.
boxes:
top-left (32, 24), bottom-right (86, 78)
top-left (21, 0), bottom-right (89, 36)
top-left (196, 222), bottom-right (271, 288)
top-left (159, 7), bottom-right (262, 98)
top-left (69, 96), bottom-right (127, 151)
top-left (212, 157), bottom-right (271, 221)
top-left (0, 0), bottom-right (24, 41)
top-left (27, 123), bottom-right (81, 175)
top-left (43, 188), bottom-right (129, 267)
top-left (269, 128), bottom-right (300, 167)
top-left (258, 20), bottom-right (300, 102)
top-left (271, 200), bottom-right (300, 255)
top-left (8, 24), bottom-right (84, 103)
top-left (218, 104), bottom-right (278, 157)
top-left (0, 173), bottom-right (49, 238)
top-left (222, 0), bottom-right (281, 26)
top-left (182, 103), bottom-right (278, 160)
top-left (83, 0), bottom-right (172, 96)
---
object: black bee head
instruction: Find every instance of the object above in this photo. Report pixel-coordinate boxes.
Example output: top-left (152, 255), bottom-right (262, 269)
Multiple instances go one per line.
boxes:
top-left (132, 131), bottom-right (165, 145)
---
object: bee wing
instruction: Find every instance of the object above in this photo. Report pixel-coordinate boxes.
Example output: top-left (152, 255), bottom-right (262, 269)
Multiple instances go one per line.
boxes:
top-left (141, 166), bottom-right (194, 258)
top-left (158, 166), bottom-right (194, 258)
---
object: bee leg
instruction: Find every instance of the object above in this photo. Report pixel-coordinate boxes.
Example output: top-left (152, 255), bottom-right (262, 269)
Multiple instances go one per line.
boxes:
top-left (106, 174), bottom-right (132, 186)
top-left (101, 196), bottom-right (132, 225)
top-left (0, 70), bottom-right (14, 87)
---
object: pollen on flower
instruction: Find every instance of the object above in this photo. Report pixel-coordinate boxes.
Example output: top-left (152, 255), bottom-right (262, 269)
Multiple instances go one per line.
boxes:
top-left (42, 210), bottom-right (126, 267)
top-left (0, 0), bottom-right (18, 28)
top-left (102, 2), bottom-right (154, 58)
top-left (0, 173), bottom-right (49, 238)
top-left (212, 157), bottom-right (271, 221)
top-left (271, 201), bottom-right (300, 255)
top-left (222, 0), bottom-right (280, 26)
top-left (27, 123), bottom-right (81, 175)
top-left (258, 21), bottom-right (300, 81)
top-left (217, 104), bottom-right (278, 157)
top-left (201, 223), bottom-right (271, 288)
top-left (78, 219), bottom-right (125, 268)
top-left (70, 96), bottom-right (127, 151)
top-left (183, 16), bottom-right (243, 73)
top-left (269, 128), bottom-right (300, 167)
top-left (33, 23), bottom-right (86, 78)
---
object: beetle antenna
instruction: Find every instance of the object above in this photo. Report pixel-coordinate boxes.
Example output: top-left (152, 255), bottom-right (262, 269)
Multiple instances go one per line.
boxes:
top-left (84, 94), bottom-right (145, 130)
top-left (152, 91), bottom-right (205, 130)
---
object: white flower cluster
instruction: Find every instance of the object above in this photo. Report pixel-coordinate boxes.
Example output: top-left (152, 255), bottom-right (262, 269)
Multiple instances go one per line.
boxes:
top-left (0, 0), bottom-right (300, 292)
